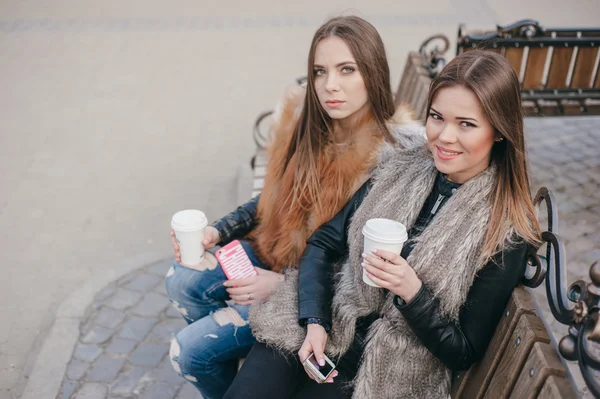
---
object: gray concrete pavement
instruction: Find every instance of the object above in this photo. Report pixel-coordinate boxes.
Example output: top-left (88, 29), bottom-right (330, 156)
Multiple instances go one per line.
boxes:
top-left (1, 0), bottom-right (599, 398)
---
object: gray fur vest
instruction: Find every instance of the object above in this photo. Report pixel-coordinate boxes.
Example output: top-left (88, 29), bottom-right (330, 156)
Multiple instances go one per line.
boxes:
top-left (250, 142), bottom-right (497, 398)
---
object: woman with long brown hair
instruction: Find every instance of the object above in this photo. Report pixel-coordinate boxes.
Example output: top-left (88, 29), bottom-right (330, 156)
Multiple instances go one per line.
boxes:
top-left (165, 16), bottom-right (420, 399)
top-left (239, 50), bottom-right (542, 398)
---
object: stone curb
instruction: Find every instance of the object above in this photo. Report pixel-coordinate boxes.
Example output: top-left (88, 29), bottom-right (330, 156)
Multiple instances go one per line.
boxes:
top-left (21, 251), bottom-right (171, 399)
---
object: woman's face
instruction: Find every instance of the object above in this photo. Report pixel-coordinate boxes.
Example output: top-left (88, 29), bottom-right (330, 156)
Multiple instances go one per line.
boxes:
top-left (313, 36), bottom-right (369, 123)
top-left (426, 85), bottom-right (498, 184)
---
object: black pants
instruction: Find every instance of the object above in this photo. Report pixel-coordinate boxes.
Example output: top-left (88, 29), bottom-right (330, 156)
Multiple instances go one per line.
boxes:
top-left (223, 341), bottom-right (354, 399)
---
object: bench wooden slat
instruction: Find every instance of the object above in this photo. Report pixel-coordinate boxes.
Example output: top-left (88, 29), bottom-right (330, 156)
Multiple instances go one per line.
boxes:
top-left (451, 286), bottom-right (536, 399)
top-left (395, 52), bottom-right (432, 122)
top-left (562, 100), bottom-right (585, 115)
top-left (523, 48), bottom-right (549, 89)
top-left (571, 47), bottom-right (599, 88)
top-left (509, 342), bottom-right (574, 398)
top-left (505, 48), bottom-right (525, 79)
top-left (537, 375), bottom-right (580, 399)
top-left (404, 55), bottom-right (429, 108)
top-left (483, 313), bottom-right (550, 398)
top-left (586, 98), bottom-right (600, 113)
top-left (395, 52), bottom-right (419, 108)
top-left (546, 47), bottom-right (575, 89)
top-left (413, 74), bottom-right (432, 121)
top-left (522, 100), bottom-right (538, 116)
top-left (536, 100), bottom-right (560, 116)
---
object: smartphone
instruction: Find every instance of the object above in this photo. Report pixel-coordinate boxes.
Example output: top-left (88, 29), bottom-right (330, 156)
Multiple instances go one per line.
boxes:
top-left (302, 353), bottom-right (336, 384)
top-left (215, 240), bottom-right (258, 280)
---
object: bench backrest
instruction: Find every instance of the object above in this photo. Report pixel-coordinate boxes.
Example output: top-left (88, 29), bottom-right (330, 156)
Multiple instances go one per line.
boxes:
top-left (394, 51), bottom-right (434, 121)
top-left (457, 20), bottom-right (600, 116)
top-left (450, 285), bottom-right (578, 398)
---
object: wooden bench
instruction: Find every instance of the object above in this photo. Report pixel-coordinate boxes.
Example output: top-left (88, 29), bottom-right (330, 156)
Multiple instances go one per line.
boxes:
top-left (450, 285), bottom-right (578, 398)
top-left (458, 20), bottom-right (600, 116)
top-left (396, 20), bottom-right (600, 118)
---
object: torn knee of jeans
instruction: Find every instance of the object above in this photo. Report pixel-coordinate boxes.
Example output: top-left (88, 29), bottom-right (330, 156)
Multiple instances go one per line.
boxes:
top-left (170, 300), bottom-right (192, 321)
top-left (170, 338), bottom-right (199, 382)
top-left (212, 307), bottom-right (247, 327)
top-left (202, 252), bottom-right (218, 270)
top-left (166, 266), bottom-right (175, 277)
top-left (169, 338), bottom-right (182, 374)
top-left (179, 252), bottom-right (219, 272)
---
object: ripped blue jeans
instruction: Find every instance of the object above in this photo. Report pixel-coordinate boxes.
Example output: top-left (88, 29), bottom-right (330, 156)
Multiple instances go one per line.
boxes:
top-left (165, 240), bottom-right (268, 399)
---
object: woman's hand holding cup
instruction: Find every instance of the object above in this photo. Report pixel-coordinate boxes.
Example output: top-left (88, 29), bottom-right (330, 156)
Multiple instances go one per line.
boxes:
top-left (361, 249), bottom-right (422, 303)
top-left (201, 226), bottom-right (220, 249)
top-left (170, 225), bottom-right (220, 264)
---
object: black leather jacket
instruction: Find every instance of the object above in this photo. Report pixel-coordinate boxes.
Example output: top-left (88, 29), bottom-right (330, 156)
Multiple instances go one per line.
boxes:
top-left (212, 195), bottom-right (260, 245)
top-left (297, 176), bottom-right (528, 371)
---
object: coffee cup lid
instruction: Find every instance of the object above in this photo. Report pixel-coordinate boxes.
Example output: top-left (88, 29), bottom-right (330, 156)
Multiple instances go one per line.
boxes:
top-left (362, 218), bottom-right (407, 243)
top-left (171, 210), bottom-right (208, 232)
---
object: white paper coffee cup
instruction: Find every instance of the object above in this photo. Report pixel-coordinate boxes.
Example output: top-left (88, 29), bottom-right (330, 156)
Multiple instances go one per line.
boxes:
top-left (171, 210), bottom-right (208, 266)
top-left (362, 218), bottom-right (408, 287)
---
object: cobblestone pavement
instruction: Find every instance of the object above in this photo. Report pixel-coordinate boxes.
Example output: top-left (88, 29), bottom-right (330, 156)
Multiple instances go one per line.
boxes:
top-left (57, 261), bottom-right (202, 399)
top-left (58, 116), bottom-right (599, 398)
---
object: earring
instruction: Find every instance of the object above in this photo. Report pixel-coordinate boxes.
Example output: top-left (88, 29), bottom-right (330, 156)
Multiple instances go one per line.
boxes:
top-left (496, 137), bottom-right (504, 142)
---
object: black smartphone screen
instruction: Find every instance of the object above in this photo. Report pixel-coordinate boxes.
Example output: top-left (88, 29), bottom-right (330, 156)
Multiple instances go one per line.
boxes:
top-left (306, 354), bottom-right (334, 379)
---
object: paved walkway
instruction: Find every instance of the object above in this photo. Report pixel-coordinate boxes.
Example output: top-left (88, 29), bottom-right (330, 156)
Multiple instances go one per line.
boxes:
top-left (526, 116), bottom-right (600, 398)
top-left (51, 115), bottom-right (600, 399)
top-left (56, 260), bottom-right (199, 399)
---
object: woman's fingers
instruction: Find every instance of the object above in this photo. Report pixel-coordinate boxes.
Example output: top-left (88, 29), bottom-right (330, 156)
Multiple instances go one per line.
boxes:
top-left (363, 250), bottom-right (403, 266)
top-left (362, 260), bottom-right (395, 283)
top-left (223, 275), bottom-right (256, 288)
top-left (373, 249), bottom-right (402, 262)
top-left (298, 341), bottom-right (312, 363)
top-left (230, 296), bottom-right (253, 306)
top-left (226, 286), bottom-right (255, 296)
top-left (324, 370), bottom-right (339, 383)
top-left (364, 270), bottom-right (388, 288)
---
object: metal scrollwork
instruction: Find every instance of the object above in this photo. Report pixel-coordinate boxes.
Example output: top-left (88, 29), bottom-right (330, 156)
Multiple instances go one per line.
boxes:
top-left (530, 187), bottom-right (600, 397)
top-left (497, 19), bottom-right (542, 38)
top-left (418, 34), bottom-right (450, 78)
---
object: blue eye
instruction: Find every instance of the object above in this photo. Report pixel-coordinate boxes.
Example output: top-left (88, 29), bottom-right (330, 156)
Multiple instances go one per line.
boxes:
top-left (314, 69), bottom-right (325, 76)
top-left (342, 66), bottom-right (355, 73)
top-left (429, 113), bottom-right (442, 121)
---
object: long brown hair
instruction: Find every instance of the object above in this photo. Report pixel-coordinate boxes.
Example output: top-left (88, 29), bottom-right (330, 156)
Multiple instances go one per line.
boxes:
top-left (426, 50), bottom-right (542, 259)
top-left (283, 16), bottom-right (396, 211)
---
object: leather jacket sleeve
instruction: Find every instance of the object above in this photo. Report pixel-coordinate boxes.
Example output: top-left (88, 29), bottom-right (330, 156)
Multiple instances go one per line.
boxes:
top-left (211, 195), bottom-right (260, 245)
top-left (394, 240), bottom-right (529, 371)
top-left (298, 180), bottom-right (372, 325)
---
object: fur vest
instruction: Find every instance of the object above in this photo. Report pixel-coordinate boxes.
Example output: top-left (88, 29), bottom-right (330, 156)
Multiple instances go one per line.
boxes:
top-left (250, 87), bottom-right (418, 272)
top-left (249, 145), bottom-right (499, 398)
